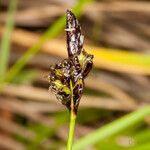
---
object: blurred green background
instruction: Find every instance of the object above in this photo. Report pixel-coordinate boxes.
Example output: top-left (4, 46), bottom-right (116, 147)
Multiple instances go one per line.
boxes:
top-left (0, 0), bottom-right (150, 150)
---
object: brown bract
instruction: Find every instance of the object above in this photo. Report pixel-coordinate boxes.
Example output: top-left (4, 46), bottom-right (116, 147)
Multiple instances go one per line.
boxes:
top-left (48, 10), bottom-right (93, 114)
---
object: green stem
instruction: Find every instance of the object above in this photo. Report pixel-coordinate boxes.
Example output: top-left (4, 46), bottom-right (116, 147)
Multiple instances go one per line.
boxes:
top-left (66, 81), bottom-right (77, 150)
top-left (67, 109), bottom-right (76, 150)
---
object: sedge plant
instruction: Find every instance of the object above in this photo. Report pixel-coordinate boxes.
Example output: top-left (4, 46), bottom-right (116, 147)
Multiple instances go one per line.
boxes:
top-left (48, 10), bottom-right (93, 150)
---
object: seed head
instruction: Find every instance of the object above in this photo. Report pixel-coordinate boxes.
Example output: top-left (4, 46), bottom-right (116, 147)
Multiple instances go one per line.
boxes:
top-left (48, 10), bottom-right (93, 114)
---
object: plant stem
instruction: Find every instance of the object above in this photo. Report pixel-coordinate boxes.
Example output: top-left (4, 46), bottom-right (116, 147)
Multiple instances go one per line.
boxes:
top-left (66, 81), bottom-right (76, 150)
top-left (67, 109), bottom-right (76, 150)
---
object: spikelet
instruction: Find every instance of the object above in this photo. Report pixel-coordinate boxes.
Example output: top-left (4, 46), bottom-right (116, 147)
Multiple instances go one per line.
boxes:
top-left (48, 10), bottom-right (93, 114)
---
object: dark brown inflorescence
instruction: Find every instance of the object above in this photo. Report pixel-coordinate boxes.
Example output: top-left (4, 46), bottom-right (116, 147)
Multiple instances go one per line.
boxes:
top-left (48, 10), bottom-right (93, 114)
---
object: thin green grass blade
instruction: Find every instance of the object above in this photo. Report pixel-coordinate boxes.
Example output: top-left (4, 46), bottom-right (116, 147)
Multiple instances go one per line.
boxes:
top-left (127, 143), bottom-right (150, 150)
top-left (133, 129), bottom-right (150, 145)
top-left (11, 69), bottom-right (38, 84)
top-left (73, 106), bottom-right (150, 150)
top-left (5, 0), bottom-right (93, 83)
top-left (0, 0), bottom-right (17, 82)
top-left (86, 47), bottom-right (150, 75)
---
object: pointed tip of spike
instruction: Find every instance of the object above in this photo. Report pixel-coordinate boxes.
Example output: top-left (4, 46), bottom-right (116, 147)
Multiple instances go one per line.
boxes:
top-left (66, 9), bottom-right (71, 18)
top-left (66, 9), bottom-right (72, 14)
top-left (66, 9), bottom-right (70, 13)
top-left (66, 9), bottom-right (75, 20)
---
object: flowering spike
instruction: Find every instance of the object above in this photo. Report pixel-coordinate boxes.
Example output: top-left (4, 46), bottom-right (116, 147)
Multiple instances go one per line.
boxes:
top-left (48, 10), bottom-right (93, 114)
top-left (66, 10), bottom-right (83, 58)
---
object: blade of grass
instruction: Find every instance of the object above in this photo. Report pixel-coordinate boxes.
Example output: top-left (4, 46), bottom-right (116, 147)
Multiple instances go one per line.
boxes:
top-left (86, 46), bottom-right (150, 75)
top-left (127, 143), bottom-right (150, 150)
top-left (4, 0), bottom-right (93, 83)
top-left (0, 0), bottom-right (17, 82)
top-left (11, 69), bottom-right (38, 84)
top-left (133, 129), bottom-right (150, 145)
top-left (73, 106), bottom-right (150, 150)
